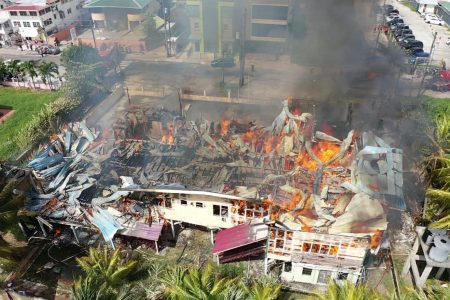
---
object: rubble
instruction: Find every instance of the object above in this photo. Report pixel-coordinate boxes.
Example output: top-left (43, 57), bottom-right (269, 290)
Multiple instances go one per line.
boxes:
top-left (13, 99), bottom-right (406, 288)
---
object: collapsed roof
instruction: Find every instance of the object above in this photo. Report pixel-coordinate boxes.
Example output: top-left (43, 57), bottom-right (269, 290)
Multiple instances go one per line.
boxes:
top-left (19, 100), bottom-right (404, 243)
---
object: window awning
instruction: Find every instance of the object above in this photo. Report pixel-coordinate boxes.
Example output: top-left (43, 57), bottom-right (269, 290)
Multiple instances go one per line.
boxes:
top-left (213, 223), bottom-right (268, 254)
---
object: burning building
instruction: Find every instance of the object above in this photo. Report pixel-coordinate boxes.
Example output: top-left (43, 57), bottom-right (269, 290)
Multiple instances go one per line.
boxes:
top-left (18, 98), bottom-right (403, 291)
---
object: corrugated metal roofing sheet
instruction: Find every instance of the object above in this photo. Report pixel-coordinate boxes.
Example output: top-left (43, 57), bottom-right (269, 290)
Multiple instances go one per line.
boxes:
top-left (120, 222), bottom-right (163, 241)
top-left (213, 224), bottom-right (268, 254)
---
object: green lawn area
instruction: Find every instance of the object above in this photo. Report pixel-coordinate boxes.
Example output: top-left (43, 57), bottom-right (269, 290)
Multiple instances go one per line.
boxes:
top-left (0, 88), bottom-right (59, 160)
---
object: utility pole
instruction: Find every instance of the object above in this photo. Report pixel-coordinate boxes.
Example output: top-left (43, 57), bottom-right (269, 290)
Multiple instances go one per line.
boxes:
top-left (417, 31), bottom-right (437, 97)
top-left (91, 20), bottom-right (97, 50)
top-left (239, 8), bottom-right (247, 87)
top-left (163, 5), bottom-right (169, 57)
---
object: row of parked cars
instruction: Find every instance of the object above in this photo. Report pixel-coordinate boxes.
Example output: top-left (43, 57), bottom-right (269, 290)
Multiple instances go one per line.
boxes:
top-left (384, 5), bottom-right (429, 64)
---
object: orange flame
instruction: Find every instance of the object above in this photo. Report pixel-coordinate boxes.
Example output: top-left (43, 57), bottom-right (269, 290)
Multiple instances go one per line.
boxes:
top-left (370, 229), bottom-right (383, 249)
top-left (297, 141), bottom-right (341, 171)
top-left (161, 124), bottom-right (174, 145)
top-left (220, 118), bottom-right (231, 136)
top-left (280, 193), bottom-right (302, 211)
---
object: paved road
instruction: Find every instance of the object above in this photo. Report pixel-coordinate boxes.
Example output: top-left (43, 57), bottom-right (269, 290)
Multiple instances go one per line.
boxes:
top-left (388, 0), bottom-right (450, 66)
top-left (0, 47), bottom-right (61, 63)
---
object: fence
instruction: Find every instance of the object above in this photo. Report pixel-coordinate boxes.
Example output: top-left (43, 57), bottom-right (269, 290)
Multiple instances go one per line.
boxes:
top-left (125, 85), bottom-right (166, 98)
top-left (1, 81), bottom-right (61, 90)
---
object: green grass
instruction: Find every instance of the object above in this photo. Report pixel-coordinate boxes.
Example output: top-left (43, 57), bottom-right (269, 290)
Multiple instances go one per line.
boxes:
top-left (0, 88), bottom-right (59, 160)
top-left (421, 96), bottom-right (450, 117)
top-left (402, 2), bottom-right (418, 13)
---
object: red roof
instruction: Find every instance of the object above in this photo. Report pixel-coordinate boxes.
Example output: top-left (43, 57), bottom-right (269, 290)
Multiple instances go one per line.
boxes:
top-left (213, 224), bottom-right (268, 254)
top-left (3, 5), bottom-right (47, 11)
top-left (120, 222), bottom-right (163, 241)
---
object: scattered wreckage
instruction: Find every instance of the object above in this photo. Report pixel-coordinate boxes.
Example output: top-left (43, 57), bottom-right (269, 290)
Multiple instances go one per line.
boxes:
top-left (14, 99), bottom-right (404, 291)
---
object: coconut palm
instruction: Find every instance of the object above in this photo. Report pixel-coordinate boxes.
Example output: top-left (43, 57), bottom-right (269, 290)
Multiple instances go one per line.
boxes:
top-left (162, 263), bottom-right (240, 300)
top-left (7, 59), bottom-right (22, 85)
top-left (423, 114), bottom-right (450, 228)
top-left (20, 60), bottom-right (38, 88)
top-left (0, 59), bottom-right (7, 81)
top-left (38, 61), bottom-right (59, 89)
top-left (76, 246), bottom-right (138, 289)
top-left (241, 276), bottom-right (282, 300)
top-left (307, 280), bottom-right (381, 300)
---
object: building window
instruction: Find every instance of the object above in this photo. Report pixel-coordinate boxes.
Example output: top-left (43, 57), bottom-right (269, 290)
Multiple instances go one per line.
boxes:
top-left (251, 24), bottom-right (287, 39)
top-left (337, 272), bottom-right (349, 280)
top-left (252, 5), bottom-right (288, 21)
top-left (23, 22), bottom-right (31, 27)
top-left (317, 270), bottom-right (333, 284)
top-left (180, 200), bottom-right (187, 206)
top-left (164, 198), bottom-right (172, 208)
top-left (0, 5), bottom-right (3, 9)
top-left (45, 7), bottom-right (51, 13)
top-left (284, 262), bottom-right (292, 272)
top-left (67, 8), bottom-right (72, 14)
top-left (19, 11), bottom-right (27, 16)
top-left (196, 202), bottom-right (204, 208)
top-left (213, 205), bottom-right (229, 217)
top-left (4, 22), bottom-right (10, 29)
top-left (193, 22), bottom-right (200, 31)
top-left (43, 18), bottom-right (53, 26)
top-left (32, 22), bottom-right (40, 27)
top-left (54, 14), bottom-right (57, 19)
top-left (13, 21), bottom-right (21, 27)
top-left (29, 11), bottom-right (37, 16)
top-left (302, 268), bottom-right (313, 276)
top-left (10, 11), bottom-right (18, 16)
top-left (39, 9), bottom-right (45, 16)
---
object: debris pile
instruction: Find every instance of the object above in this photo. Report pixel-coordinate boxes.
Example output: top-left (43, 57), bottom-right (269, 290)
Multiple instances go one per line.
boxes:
top-left (19, 100), bottom-right (404, 245)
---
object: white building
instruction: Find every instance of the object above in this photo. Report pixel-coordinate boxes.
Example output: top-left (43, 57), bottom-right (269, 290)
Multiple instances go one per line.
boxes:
top-left (0, 10), bottom-right (12, 45)
top-left (417, 0), bottom-right (438, 14)
top-left (3, 0), bottom-right (83, 40)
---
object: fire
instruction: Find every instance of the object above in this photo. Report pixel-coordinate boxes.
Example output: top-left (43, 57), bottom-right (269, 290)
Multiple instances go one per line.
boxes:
top-left (220, 118), bottom-right (231, 136)
top-left (280, 193), bottom-right (302, 211)
top-left (161, 125), bottom-right (174, 145)
top-left (297, 141), bottom-right (341, 171)
top-left (370, 229), bottom-right (383, 249)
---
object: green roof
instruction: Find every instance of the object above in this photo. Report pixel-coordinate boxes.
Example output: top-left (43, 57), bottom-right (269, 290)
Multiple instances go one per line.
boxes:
top-left (84, 0), bottom-right (152, 9)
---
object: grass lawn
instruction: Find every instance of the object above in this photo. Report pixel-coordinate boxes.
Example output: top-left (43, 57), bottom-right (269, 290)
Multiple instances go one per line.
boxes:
top-left (0, 88), bottom-right (59, 160)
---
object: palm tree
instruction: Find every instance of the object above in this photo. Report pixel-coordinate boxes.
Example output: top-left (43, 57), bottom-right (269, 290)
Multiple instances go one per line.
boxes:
top-left (423, 114), bottom-right (450, 228)
top-left (76, 246), bottom-right (138, 289)
top-left (161, 263), bottom-right (240, 300)
top-left (307, 280), bottom-right (381, 300)
top-left (0, 59), bottom-right (7, 82)
top-left (72, 276), bottom-right (135, 300)
top-left (20, 61), bottom-right (38, 88)
top-left (241, 276), bottom-right (282, 300)
top-left (7, 60), bottom-right (22, 86)
top-left (38, 61), bottom-right (59, 89)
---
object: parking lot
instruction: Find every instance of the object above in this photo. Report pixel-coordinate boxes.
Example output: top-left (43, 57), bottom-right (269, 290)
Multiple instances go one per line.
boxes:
top-left (387, 0), bottom-right (450, 67)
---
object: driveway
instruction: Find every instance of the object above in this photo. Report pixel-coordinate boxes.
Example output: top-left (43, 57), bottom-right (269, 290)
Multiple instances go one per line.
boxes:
top-left (388, 0), bottom-right (450, 67)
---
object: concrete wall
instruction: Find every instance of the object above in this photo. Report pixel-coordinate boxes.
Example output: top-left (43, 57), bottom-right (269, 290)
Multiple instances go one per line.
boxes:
top-left (280, 262), bottom-right (361, 285)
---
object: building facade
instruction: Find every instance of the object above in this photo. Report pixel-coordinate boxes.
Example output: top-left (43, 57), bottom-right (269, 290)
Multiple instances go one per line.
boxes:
top-left (185, 0), bottom-right (292, 55)
top-left (0, 10), bottom-right (12, 45)
top-left (84, 0), bottom-right (158, 31)
top-left (3, 0), bottom-right (83, 40)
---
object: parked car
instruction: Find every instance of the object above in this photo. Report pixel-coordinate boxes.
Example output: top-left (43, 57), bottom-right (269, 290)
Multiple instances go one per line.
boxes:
top-left (393, 24), bottom-right (409, 31)
top-left (211, 57), bottom-right (235, 68)
top-left (35, 45), bottom-right (61, 55)
top-left (408, 56), bottom-right (429, 65)
top-left (409, 48), bottom-right (430, 57)
top-left (425, 16), bottom-right (445, 26)
top-left (397, 33), bottom-right (415, 42)
top-left (401, 39), bottom-right (424, 50)
top-left (387, 18), bottom-right (404, 26)
top-left (421, 12), bottom-right (435, 19)
top-left (394, 29), bottom-right (413, 38)
top-left (385, 14), bottom-right (400, 22)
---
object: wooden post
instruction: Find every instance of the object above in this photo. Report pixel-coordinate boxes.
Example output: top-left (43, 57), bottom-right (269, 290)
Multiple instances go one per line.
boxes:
top-left (155, 240), bottom-right (159, 254)
top-left (170, 219), bottom-right (175, 238)
top-left (71, 226), bottom-right (80, 244)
